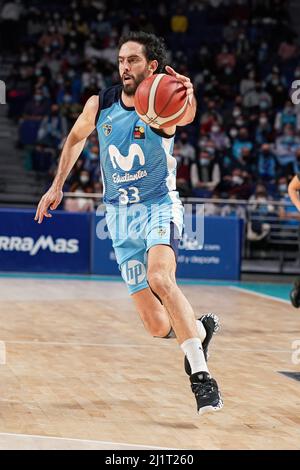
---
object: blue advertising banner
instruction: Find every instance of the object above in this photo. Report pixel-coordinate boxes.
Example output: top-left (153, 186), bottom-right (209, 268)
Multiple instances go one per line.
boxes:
top-left (177, 216), bottom-right (243, 281)
top-left (0, 209), bottom-right (91, 273)
top-left (91, 212), bottom-right (243, 281)
top-left (91, 210), bottom-right (120, 276)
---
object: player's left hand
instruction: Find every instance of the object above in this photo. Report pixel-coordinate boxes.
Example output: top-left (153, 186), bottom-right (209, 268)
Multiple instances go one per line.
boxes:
top-left (165, 65), bottom-right (194, 105)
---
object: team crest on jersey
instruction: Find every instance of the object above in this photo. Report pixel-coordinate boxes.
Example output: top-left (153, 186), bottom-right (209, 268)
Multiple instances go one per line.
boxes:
top-left (133, 125), bottom-right (145, 139)
top-left (157, 227), bottom-right (167, 237)
top-left (103, 123), bottom-right (112, 136)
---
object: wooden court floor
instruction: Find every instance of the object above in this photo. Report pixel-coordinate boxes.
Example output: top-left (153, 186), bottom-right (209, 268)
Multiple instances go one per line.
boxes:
top-left (0, 277), bottom-right (299, 450)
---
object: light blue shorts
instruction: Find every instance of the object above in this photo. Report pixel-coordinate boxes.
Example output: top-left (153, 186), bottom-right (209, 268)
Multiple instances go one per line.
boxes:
top-left (105, 192), bottom-right (184, 295)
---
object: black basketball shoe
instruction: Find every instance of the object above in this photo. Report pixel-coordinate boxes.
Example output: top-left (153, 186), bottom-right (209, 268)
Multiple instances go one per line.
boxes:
top-left (190, 371), bottom-right (223, 415)
top-left (184, 313), bottom-right (220, 376)
top-left (290, 278), bottom-right (300, 308)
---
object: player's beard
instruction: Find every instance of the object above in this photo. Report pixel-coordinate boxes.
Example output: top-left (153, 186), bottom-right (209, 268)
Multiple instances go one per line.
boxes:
top-left (122, 69), bottom-right (147, 96)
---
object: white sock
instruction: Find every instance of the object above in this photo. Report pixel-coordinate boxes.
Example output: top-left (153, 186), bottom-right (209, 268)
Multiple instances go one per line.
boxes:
top-left (180, 337), bottom-right (209, 374)
top-left (196, 320), bottom-right (206, 343)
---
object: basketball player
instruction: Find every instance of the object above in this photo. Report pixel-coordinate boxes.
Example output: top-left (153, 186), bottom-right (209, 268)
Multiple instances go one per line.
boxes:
top-left (288, 175), bottom-right (300, 308)
top-left (35, 32), bottom-right (223, 414)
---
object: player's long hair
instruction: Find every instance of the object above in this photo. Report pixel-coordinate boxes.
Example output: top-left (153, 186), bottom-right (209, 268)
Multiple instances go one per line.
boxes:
top-left (118, 31), bottom-right (168, 73)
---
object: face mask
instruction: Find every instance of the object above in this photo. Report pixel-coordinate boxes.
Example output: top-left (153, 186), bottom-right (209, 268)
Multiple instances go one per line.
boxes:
top-left (44, 47), bottom-right (50, 54)
top-left (21, 55), bottom-right (28, 63)
top-left (225, 67), bottom-right (232, 75)
top-left (63, 95), bottom-right (72, 103)
top-left (259, 117), bottom-right (268, 125)
top-left (211, 126), bottom-right (220, 133)
top-left (279, 184), bottom-right (287, 193)
top-left (34, 95), bottom-right (42, 102)
top-left (68, 70), bottom-right (75, 78)
top-left (35, 69), bottom-right (42, 76)
top-left (236, 119), bottom-right (245, 127)
top-left (230, 128), bottom-right (238, 138)
top-left (90, 153), bottom-right (98, 160)
top-left (295, 70), bottom-right (300, 78)
top-left (80, 175), bottom-right (89, 184)
top-left (233, 109), bottom-right (241, 118)
top-left (232, 176), bottom-right (243, 185)
top-left (200, 157), bottom-right (210, 167)
top-left (260, 102), bottom-right (269, 110)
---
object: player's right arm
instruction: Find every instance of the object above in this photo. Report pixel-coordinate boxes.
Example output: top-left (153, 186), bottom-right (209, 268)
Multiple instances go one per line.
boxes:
top-left (34, 95), bottom-right (99, 224)
top-left (288, 175), bottom-right (300, 212)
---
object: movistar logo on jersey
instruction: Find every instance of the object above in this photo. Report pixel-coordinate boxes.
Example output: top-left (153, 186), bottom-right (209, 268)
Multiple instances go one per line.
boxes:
top-left (0, 235), bottom-right (79, 256)
top-left (108, 144), bottom-right (145, 171)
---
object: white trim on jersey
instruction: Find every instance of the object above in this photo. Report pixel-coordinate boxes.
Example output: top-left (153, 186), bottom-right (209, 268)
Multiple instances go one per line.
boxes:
top-left (162, 137), bottom-right (176, 191)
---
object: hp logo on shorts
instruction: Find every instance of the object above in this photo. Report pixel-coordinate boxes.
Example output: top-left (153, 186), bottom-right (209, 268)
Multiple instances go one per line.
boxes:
top-left (122, 260), bottom-right (146, 285)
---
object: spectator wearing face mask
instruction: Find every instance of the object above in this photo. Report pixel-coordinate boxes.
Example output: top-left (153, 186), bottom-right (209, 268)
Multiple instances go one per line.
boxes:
top-left (37, 104), bottom-right (68, 149)
top-left (240, 70), bottom-right (256, 97)
top-left (243, 81), bottom-right (272, 111)
top-left (83, 145), bottom-right (100, 174)
top-left (177, 132), bottom-right (196, 161)
top-left (38, 25), bottom-right (64, 50)
top-left (215, 167), bottom-right (252, 199)
top-left (232, 127), bottom-right (253, 160)
top-left (248, 183), bottom-right (275, 214)
top-left (236, 147), bottom-right (256, 175)
top-left (23, 89), bottom-right (50, 121)
top-left (275, 101), bottom-right (299, 132)
top-left (216, 44), bottom-right (236, 69)
top-left (64, 169), bottom-right (94, 212)
top-left (275, 124), bottom-right (300, 170)
top-left (200, 100), bottom-right (223, 134)
top-left (209, 124), bottom-right (230, 151)
top-left (255, 113), bottom-right (272, 145)
top-left (258, 144), bottom-right (277, 182)
top-left (247, 184), bottom-right (274, 242)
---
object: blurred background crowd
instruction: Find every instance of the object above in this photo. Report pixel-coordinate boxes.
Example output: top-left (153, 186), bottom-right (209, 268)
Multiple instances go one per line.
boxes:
top-left (1, 0), bottom-right (300, 221)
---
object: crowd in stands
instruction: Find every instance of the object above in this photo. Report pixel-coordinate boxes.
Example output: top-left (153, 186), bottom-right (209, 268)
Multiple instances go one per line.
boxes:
top-left (1, 0), bottom-right (300, 225)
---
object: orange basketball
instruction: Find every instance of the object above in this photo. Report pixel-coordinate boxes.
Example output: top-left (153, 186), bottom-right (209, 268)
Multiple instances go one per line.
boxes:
top-left (134, 73), bottom-right (188, 128)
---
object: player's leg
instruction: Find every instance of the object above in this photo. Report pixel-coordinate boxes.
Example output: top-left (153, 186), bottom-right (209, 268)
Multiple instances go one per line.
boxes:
top-left (147, 244), bottom-right (223, 414)
top-left (131, 285), bottom-right (219, 368)
top-left (131, 287), bottom-right (172, 338)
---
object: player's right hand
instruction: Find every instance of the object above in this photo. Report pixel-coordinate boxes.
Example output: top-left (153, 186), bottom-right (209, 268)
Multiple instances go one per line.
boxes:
top-left (34, 186), bottom-right (63, 224)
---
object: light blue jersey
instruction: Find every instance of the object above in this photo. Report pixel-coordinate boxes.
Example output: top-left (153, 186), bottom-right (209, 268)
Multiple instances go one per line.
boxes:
top-left (96, 85), bottom-right (177, 206)
top-left (95, 85), bottom-right (184, 295)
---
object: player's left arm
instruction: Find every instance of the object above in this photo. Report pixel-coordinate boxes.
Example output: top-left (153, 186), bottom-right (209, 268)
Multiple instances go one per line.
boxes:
top-left (288, 175), bottom-right (300, 212)
top-left (164, 65), bottom-right (197, 132)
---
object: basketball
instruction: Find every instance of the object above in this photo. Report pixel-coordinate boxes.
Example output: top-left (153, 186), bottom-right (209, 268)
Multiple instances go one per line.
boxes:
top-left (134, 73), bottom-right (188, 128)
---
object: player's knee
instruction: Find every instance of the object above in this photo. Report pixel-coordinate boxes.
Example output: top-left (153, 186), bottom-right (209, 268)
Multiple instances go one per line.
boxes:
top-left (148, 271), bottom-right (175, 298)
